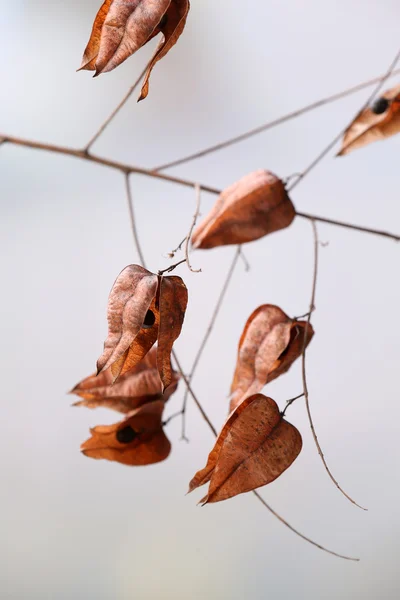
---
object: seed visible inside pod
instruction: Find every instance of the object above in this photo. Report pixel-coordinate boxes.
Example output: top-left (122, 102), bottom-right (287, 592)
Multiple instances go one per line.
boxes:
top-left (371, 97), bottom-right (390, 115)
top-left (142, 310), bottom-right (156, 329)
top-left (116, 426), bottom-right (138, 444)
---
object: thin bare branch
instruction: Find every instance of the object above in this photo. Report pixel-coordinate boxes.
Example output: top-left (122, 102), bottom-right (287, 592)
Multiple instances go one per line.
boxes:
top-left (288, 47), bottom-right (400, 191)
top-left (280, 393), bottom-right (305, 418)
top-left (179, 246), bottom-right (242, 439)
top-left (158, 259), bottom-right (186, 275)
top-left (296, 212), bottom-right (400, 241)
top-left (184, 183), bottom-right (202, 273)
top-left (252, 491), bottom-right (359, 561)
top-left (171, 350), bottom-right (218, 437)
top-left (238, 247), bottom-right (251, 271)
top-left (125, 173), bottom-right (146, 266)
top-left (84, 63), bottom-right (149, 152)
top-left (1, 134), bottom-right (399, 241)
top-left (302, 221), bottom-right (367, 511)
top-left (153, 67), bottom-right (400, 172)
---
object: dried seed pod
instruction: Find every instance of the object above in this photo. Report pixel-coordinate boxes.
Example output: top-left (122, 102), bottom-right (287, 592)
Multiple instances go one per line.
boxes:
top-left (230, 305), bottom-right (314, 412)
top-left (80, 0), bottom-right (190, 100)
top-left (71, 346), bottom-right (179, 413)
top-left (192, 170), bottom-right (295, 249)
top-left (97, 265), bottom-right (188, 390)
top-left (188, 394), bottom-right (302, 504)
top-left (81, 400), bottom-right (171, 466)
top-left (338, 84), bottom-right (400, 155)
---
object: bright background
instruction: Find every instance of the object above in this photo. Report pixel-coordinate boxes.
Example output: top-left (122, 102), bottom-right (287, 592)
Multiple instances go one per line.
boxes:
top-left (1, 1), bottom-right (400, 599)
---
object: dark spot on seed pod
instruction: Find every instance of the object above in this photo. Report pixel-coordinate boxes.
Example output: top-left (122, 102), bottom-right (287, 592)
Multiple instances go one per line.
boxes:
top-left (371, 97), bottom-right (390, 115)
top-left (142, 309), bottom-right (156, 329)
top-left (116, 426), bottom-right (138, 444)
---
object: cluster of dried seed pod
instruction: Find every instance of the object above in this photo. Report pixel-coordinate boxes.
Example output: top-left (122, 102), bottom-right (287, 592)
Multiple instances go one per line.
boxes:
top-left (72, 268), bottom-right (187, 466)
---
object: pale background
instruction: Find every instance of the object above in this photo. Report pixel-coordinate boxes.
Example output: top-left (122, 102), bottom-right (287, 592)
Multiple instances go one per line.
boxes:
top-left (1, 1), bottom-right (400, 599)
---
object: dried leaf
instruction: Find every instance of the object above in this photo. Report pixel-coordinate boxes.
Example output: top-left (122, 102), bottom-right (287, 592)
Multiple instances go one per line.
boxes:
top-left (188, 394), bottom-right (302, 503)
top-left (80, 0), bottom-right (190, 100)
top-left (96, 265), bottom-right (187, 389)
top-left (192, 170), bottom-right (295, 249)
top-left (81, 400), bottom-right (171, 466)
top-left (338, 85), bottom-right (400, 156)
top-left (230, 305), bottom-right (314, 412)
top-left (71, 347), bottom-right (179, 413)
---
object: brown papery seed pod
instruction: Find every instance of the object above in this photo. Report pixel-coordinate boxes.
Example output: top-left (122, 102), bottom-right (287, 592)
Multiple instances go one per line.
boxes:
top-left (192, 170), bottom-right (295, 249)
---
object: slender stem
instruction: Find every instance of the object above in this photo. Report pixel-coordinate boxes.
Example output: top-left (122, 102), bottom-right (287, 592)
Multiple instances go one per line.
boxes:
top-left (158, 259), bottom-right (186, 275)
top-left (152, 67), bottom-right (400, 172)
top-left (171, 351), bottom-right (218, 437)
top-left (2, 133), bottom-right (399, 243)
top-left (302, 221), bottom-right (367, 511)
top-left (184, 183), bottom-right (202, 273)
top-left (252, 491), bottom-right (359, 561)
top-left (296, 211), bottom-right (400, 241)
top-left (288, 47), bottom-right (400, 191)
top-left (281, 393), bottom-right (305, 418)
top-left (180, 246), bottom-right (242, 440)
top-left (84, 63), bottom-right (149, 152)
top-left (125, 174), bottom-right (146, 266)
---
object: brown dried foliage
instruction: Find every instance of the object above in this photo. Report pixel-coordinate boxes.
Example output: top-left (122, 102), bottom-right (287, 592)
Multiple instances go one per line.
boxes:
top-left (338, 84), bottom-right (400, 155)
top-left (192, 170), bottom-right (295, 249)
top-left (97, 265), bottom-right (188, 391)
top-left (230, 305), bottom-right (314, 412)
top-left (71, 347), bottom-right (179, 413)
top-left (188, 394), bottom-right (302, 503)
top-left (81, 400), bottom-right (171, 466)
top-left (80, 0), bottom-right (190, 100)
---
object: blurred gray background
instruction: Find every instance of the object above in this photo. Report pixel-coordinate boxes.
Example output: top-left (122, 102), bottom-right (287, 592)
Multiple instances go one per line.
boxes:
top-left (1, 1), bottom-right (400, 599)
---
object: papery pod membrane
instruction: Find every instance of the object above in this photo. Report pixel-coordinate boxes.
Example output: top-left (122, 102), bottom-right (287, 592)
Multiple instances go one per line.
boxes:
top-left (81, 400), bottom-right (171, 466)
top-left (188, 394), bottom-right (302, 504)
top-left (338, 84), bottom-right (400, 155)
top-left (96, 265), bottom-right (187, 389)
top-left (80, 0), bottom-right (190, 100)
top-left (71, 347), bottom-right (179, 413)
top-left (192, 170), bottom-right (295, 249)
top-left (96, 265), bottom-right (159, 375)
top-left (230, 305), bottom-right (314, 412)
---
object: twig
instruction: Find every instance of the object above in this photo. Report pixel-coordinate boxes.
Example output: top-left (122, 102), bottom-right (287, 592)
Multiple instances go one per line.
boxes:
top-left (1, 133), bottom-right (399, 242)
top-left (302, 221), bottom-right (367, 511)
top-left (168, 236), bottom-right (187, 258)
top-left (84, 63), bottom-right (149, 152)
top-left (252, 491), bottom-right (359, 561)
top-left (171, 350), bottom-right (218, 437)
top-left (281, 393), bottom-right (305, 418)
top-left (158, 259), bottom-right (186, 275)
top-left (184, 183), bottom-right (202, 273)
top-left (288, 47), bottom-right (400, 191)
top-left (238, 247), bottom-right (251, 271)
top-left (163, 409), bottom-right (185, 428)
top-left (179, 246), bottom-right (242, 440)
top-left (125, 173), bottom-right (146, 266)
top-left (152, 67), bottom-right (400, 172)
top-left (295, 212), bottom-right (400, 241)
